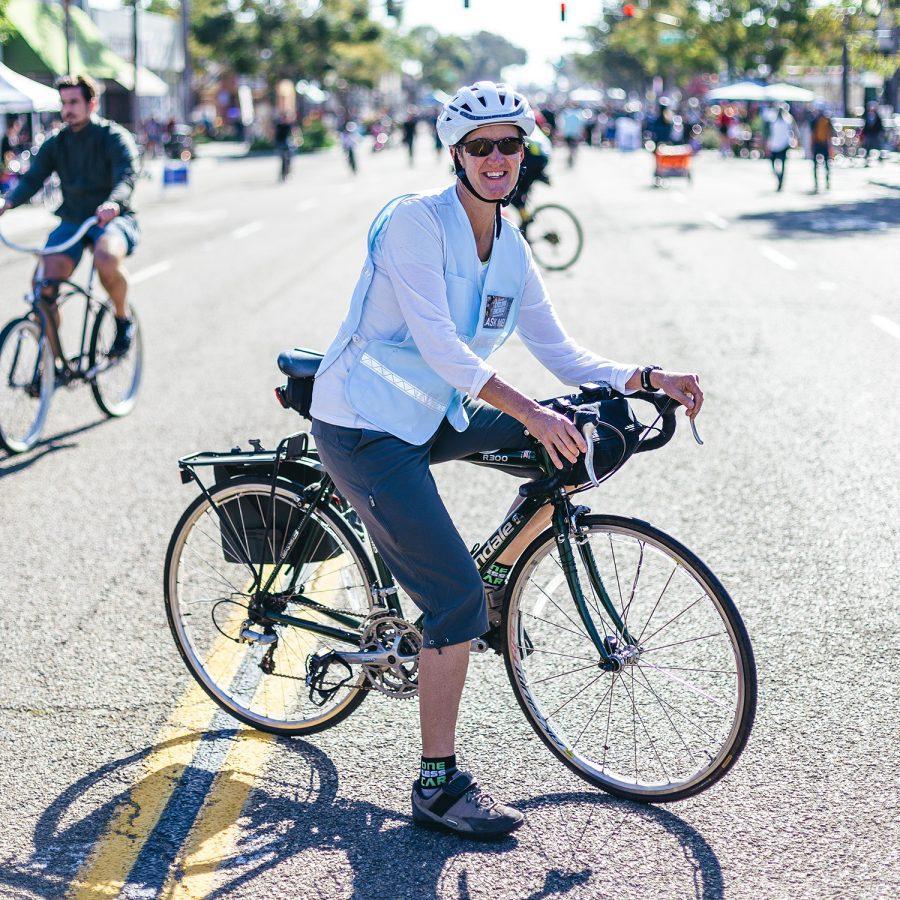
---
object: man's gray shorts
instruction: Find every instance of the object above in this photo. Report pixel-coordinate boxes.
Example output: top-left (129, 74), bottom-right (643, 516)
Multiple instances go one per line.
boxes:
top-left (311, 400), bottom-right (530, 649)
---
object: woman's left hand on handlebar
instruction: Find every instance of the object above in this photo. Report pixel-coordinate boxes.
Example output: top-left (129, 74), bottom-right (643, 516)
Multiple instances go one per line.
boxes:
top-left (653, 371), bottom-right (703, 420)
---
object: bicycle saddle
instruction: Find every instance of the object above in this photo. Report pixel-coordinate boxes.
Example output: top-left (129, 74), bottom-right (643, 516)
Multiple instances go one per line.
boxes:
top-left (277, 348), bottom-right (324, 379)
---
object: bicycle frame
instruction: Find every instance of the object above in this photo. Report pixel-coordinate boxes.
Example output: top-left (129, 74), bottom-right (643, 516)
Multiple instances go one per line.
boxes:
top-left (178, 438), bottom-right (636, 667)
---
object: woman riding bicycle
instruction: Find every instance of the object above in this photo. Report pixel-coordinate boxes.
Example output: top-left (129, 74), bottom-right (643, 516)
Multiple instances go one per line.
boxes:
top-left (310, 81), bottom-right (703, 838)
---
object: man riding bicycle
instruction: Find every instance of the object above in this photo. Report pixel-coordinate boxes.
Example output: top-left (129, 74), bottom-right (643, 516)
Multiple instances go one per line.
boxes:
top-left (508, 123), bottom-right (551, 231)
top-left (310, 81), bottom-right (703, 838)
top-left (0, 75), bottom-right (139, 358)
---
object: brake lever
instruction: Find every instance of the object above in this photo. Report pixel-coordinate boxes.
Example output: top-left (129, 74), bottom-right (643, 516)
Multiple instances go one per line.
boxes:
top-left (689, 417), bottom-right (704, 446)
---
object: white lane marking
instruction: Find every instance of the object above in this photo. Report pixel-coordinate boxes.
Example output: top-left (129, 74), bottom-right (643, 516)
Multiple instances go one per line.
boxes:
top-left (817, 281), bottom-right (838, 291)
top-left (759, 245), bottom-right (797, 271)
top-left (871, 315), bottom-right (900, 341)
top-left (705, 212), bottom-right (728, 230)
top-left (231, 221), bottom-right (263, 240)
top-left (131, 260), bottom-right (173, 284)
top-left (296, 199), bottom-right (319, 213)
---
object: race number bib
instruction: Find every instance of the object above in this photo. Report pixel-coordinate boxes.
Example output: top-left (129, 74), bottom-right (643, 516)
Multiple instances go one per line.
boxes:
top-left (483, 295), bottom-right (512, 330)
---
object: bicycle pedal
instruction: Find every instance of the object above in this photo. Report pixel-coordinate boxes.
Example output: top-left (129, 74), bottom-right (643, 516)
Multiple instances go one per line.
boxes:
top-left (239, 626), bottom-right (277, 645)
top-left (470, 637), bottom-right (489, 654)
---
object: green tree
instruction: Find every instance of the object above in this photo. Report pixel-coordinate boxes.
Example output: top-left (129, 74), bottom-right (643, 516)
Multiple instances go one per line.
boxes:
top-left (402, 25), bottom-right (472, 92)
top-left (459, 30), bottom-right (527, 83)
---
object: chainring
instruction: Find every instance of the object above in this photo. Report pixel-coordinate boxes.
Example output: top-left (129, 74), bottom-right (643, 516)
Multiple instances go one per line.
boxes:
top-left (359, 611), bottom-right (422, 699)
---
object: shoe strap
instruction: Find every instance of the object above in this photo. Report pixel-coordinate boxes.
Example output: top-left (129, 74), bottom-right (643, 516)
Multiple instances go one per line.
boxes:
top-left (429, 772), bottom-right (476, 817)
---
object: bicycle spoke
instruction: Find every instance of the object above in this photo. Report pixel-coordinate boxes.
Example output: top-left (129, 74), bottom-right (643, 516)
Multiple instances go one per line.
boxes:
top-left (641, 631), bottom-right (726, 654)
top-left (635, 564), bottom-right (678, 645)
top-left (547, 671), bottom-right (607, 721)
top-left (530, 662), bottom-right (600, 686)
top-left (622, 670), bottom-right (671, 784)
top-left (530, 569), bottom-right (593, 639)
top-left (638, 663), bottom-right (729, 709)
top-left (634, 666), bottom-right (698, 766)
top-left (524, 611), bottom-right (595, 645)
top-left (571, 679), bottom-right (614, 750)
top-left (622, 541), bottom-right (644, 627)
top-left (640, 594), bottom-right (706, 647)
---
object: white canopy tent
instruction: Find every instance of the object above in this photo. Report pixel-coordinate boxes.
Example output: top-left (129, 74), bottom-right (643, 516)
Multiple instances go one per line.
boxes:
top-left (706, 80), bottom-right (818, 103)
top-left (0, 62), bottom-right (61, 114)
top-left (705, 81), bottom-right (768, 102)
top-left (763, 83), bottom-right (816, 102)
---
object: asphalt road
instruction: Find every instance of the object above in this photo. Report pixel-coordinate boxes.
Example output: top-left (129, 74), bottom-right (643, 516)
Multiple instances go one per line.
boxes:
top-left (0, 140), bottom-right (898, 899)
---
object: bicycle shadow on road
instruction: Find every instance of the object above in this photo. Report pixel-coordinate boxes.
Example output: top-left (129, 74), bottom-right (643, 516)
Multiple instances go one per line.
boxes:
top-left (0, 419), bottom-right (108, 480)
top-left (0, 731), bottom-right (723, 900)
top-left (737, 195), bottom-right (900, 239)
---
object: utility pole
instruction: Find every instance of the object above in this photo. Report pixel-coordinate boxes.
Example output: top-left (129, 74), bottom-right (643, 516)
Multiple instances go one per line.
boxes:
top-left (63, 0), bottom-right (73, 75)
top-left (181, 0), bottom-right (192, 123)
top-left (841, 10), bottom-right (850, 116)
top-left (131, 0), bottom-right (141, 132)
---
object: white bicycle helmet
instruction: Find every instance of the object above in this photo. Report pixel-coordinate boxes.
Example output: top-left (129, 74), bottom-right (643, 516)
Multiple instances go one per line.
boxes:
top-left (437, 81), bottom-right (536, 147)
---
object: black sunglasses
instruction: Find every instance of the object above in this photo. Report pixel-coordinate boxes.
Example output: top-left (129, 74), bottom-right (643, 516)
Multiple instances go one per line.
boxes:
top-left (458, 136), bottom-right (525, 157)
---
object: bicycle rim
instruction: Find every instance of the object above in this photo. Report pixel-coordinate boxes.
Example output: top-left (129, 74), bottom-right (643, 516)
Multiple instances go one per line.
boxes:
top-left (0, 317), bottom-right (54, 454)
top-left (504, 515), bottom-right (756, 802)
top-left (89, 304), bottom-right (143, 417)
top-left (164, 479), bottom-right (375, 735)
top-left (528, 204), bottom-right (584, 271)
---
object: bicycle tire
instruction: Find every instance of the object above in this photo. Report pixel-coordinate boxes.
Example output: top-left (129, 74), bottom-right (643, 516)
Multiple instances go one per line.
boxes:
top-left (164, 476), bottom-right (376, 735)
top-left (0, 316), bottom-right (54, 454)
top-left (502, 514), bottom-right (756, 803)
top-left (528, 203), bottom-right (584, 271)
top-left (89, 302), bottom-right (143, 418)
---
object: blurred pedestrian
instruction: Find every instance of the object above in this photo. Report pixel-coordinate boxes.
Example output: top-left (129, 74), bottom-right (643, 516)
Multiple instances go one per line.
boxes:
top-left (2, 118), bottom-right (22, 166)
top-left (560, 104), bottom-right (584, 167)
top-left (766, 104), bottom-right (797, 192)
top-left (861, 103), bottom-right (885, 166)
top-left (341, 121), bottom-right (359, 174)
top-left (810, 105), bottom-right (834, 192)
top-left (402, 107), bottom-right (417, 165)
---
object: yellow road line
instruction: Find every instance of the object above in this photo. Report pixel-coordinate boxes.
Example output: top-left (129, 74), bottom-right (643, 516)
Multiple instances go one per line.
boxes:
top-left (159, 555), bottom-right (351, 897)
top-left (68, 579), bottom-right (249, 899)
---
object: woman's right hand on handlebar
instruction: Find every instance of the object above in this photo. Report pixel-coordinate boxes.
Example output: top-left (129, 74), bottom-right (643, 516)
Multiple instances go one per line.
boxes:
top-left (524, 403), bottom-right (587, 470)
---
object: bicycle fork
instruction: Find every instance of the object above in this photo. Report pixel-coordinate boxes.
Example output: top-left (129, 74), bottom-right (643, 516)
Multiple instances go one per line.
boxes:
top-left (551, 500), bottom-right (638, 672)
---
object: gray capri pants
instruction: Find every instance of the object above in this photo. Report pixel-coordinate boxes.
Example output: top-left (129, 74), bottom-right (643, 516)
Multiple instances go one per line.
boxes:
top-left (311, 399), bottom-right (530, 649)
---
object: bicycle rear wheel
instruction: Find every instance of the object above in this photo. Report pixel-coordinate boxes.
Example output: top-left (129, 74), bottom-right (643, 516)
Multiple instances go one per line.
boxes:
top-left (164, 477), bottom-right (376, 735)
top-left (0, 316), bottom-right (54, 454)
top-left (89, 303), bottom-right (143, 417)
top-left (528, 203), bottom-right (584, 271)
top-left (503, 514), bottom-right (756, 802)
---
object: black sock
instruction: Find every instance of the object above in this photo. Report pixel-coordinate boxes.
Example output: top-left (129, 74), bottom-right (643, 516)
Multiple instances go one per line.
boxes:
top-left (482, 562), bottom-right (511, 588)
top-left (419, 754), bottom-right (457, 791)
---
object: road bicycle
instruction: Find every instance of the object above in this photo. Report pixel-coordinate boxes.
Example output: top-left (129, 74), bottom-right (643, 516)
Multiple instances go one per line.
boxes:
top-left (164, 349), bottom-right (756, 803)
top-left (0, 217), bottom-right (143, 453)
top-left (515, 200), bottom-right (584, 272)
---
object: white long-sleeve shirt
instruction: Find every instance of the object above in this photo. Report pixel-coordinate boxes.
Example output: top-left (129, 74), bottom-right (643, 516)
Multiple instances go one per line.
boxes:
top-left (310, 193), bottom-right (638, 430)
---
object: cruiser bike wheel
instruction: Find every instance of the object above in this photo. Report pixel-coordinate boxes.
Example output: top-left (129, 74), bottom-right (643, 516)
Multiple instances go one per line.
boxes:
top-left (528, 203), bottom-right (584, 271)
top-left (89, 303), bottom-right (143, 418)
top-left (165, 478), bottom-right (376, 735)
top-left (0, 316), bottom-right (55, 454)
top-left (503, 514), bottom-right (756, 803)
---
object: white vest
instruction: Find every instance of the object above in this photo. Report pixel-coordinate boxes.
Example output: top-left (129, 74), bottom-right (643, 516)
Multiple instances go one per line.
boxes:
top-left (315, 186), bottom-right (529, 444)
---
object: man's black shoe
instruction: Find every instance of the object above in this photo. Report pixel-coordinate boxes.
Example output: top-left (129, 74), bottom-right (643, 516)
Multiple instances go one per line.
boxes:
top-left (108, 317), bottom-right (134, 358)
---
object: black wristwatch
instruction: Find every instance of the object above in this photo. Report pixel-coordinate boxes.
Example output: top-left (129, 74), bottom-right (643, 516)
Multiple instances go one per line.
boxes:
top-left (640, 365), bottom-right (662, 391)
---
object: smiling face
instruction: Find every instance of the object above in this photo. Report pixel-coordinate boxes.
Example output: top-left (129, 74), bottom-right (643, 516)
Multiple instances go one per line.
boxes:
top-left (452, 123), bottom-right (525, 201)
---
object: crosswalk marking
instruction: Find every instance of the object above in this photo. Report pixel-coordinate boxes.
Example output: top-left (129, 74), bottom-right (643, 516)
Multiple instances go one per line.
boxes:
top-left (871, 314), bottom-right (900, 341)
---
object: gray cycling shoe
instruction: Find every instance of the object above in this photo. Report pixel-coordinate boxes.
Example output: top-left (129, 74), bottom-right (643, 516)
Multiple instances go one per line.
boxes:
top-left (412, 771), bottom-right (524, 838)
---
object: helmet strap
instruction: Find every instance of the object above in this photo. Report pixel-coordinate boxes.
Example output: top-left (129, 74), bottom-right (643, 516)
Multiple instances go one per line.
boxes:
top-left (452, 149), bottom-right (522, 239)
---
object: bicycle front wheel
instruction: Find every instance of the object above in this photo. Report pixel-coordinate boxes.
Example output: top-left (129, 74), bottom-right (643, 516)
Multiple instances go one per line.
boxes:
top-left (528, 204), bottom-right (584, 271)
top-left (164, 477), bottom-right (376, 735)
top-left (0, 316), bottom-right (54, 454)
top-left (89, 303), bottom-right (143, 417)
top-left (503, 515), bottom-right (756, 802)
